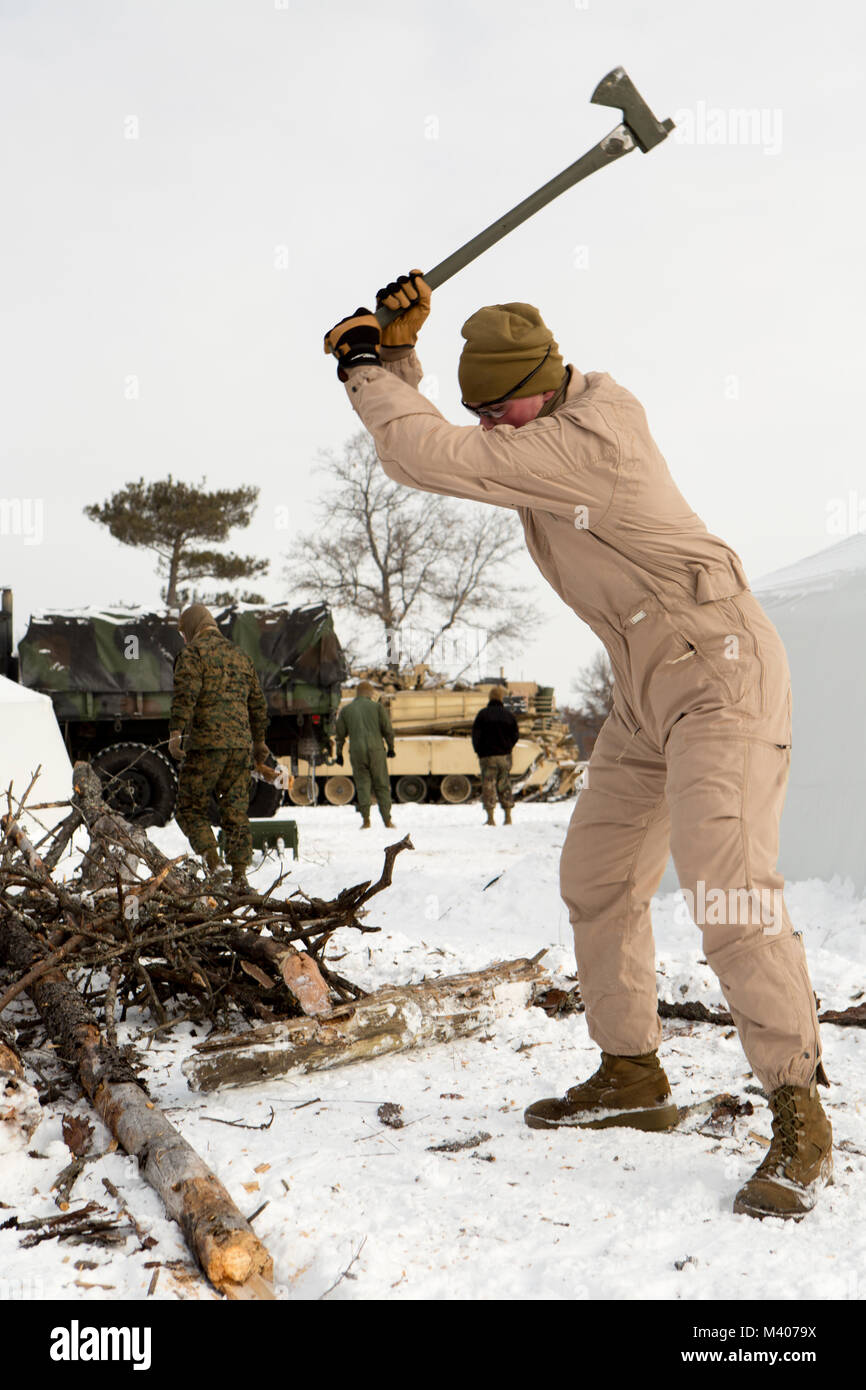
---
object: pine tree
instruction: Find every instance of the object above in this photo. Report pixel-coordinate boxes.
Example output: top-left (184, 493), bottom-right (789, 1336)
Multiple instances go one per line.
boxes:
top-left (85, 476), bottom-right (268, 610)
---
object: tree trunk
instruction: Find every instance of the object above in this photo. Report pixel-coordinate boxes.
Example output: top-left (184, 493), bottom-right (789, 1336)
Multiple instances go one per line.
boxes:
top-left (165, 536), bottom-right (183, 611)
top-left (183, 955), bottom-right (549, 1092)
top-left (0, 911), bottom-right (273, 1296)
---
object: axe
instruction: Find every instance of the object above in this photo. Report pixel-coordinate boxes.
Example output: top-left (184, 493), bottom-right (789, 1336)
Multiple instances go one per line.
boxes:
top-left (375, 67), bottom-right (673, 327)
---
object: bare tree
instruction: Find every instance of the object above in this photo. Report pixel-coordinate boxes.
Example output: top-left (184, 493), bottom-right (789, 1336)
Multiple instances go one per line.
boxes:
top-left (287, 433), bottom-right (443, 633)
top-left (561, 650), bottom-right (615, 757)
top-left (286, 431), bottom-right (541, 670)
top-left (571, 650), bottom-right (615, 724)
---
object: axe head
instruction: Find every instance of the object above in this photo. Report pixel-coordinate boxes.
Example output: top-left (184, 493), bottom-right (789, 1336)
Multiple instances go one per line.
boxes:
top-left (591, 67), bottom-right (674, 153)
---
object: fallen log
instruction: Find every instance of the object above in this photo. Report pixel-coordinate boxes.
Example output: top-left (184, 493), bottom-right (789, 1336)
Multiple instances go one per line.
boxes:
top-left (183, 954), bottom-right (550, 1092)
top-left (658, 997), bottom-right (866, 1031)
top-left (0, 933), bottom-right (84, 1015)
top-left (817, 1002), bottom-right (866, 1028)
top-left (0, 911), bottom-right (274, 1297)
top-left (658, 999), bottom-right (734, 1026)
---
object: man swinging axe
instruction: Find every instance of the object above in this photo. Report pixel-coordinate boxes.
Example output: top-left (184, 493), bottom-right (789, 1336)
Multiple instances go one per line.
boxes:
top-left (322, 69), bottom-right (832, 1221)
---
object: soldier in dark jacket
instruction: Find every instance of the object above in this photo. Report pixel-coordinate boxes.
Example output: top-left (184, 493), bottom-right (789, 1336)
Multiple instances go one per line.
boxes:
top-left (336, 681), bottom-right (395, 829)
top-left (472, 686), bottom-right (519, 826)
top-left (169, 604), bottom-right (270, 884)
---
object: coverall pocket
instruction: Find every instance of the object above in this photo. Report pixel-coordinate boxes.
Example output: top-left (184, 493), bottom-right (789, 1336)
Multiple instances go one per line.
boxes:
top-left (668, 598), bottom-right (764, 715)
top-left (671, 630), bottom-right (752, 706)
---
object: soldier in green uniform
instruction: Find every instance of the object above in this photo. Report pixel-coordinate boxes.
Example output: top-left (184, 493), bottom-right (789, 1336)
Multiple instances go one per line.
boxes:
top-left (335, 681), bottom-right (395, 829)
top-left (169, 604), bottom-right (270, 885)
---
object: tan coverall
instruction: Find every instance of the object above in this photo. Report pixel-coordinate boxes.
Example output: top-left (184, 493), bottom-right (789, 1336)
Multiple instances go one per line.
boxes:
top-left (342, 349), bottom-right (822, 1093)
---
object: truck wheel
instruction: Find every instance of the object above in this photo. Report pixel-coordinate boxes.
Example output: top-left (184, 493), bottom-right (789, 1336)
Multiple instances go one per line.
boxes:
top-left (439, 773), bottom-right (473, 804)
top-left (395, 774), bottom-right (428, 803)
top-left (324, 775), bottom-right (355, 805)
top-left (90, 743), bottom-right (177, 827)
top-left (287, 777), bottom-right (318, 806)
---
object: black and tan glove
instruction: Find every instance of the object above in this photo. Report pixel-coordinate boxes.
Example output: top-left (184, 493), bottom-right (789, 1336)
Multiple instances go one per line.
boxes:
top-left (376, 270), bottom-right (432, 348)
top-left (168, 730), bottom-right (184, 761)
top-left (323, 309), bottom-right (381, 380)
top-left (253, 741), bottom-right (272, 764)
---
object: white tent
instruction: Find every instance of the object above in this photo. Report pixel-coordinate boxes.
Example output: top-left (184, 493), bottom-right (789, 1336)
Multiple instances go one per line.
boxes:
top-left (752, 533), bottom-right (866, 891)
top-left (655, 533), bottom-right (866, 893)
top-left (0, 675), bottom-right (73, 839)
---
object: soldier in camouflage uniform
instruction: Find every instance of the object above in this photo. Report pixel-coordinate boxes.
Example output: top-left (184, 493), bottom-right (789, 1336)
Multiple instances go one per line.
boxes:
top-left (471, 687), bottom-right (519, 826)
top-left (335, 681), bottom-right (395, 829)
top-left (169, 604), bottom-right (270, 884)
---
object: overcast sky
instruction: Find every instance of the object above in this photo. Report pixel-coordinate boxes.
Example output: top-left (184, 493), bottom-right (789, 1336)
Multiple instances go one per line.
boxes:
top-left (2, 0), bottom-right (864, 698)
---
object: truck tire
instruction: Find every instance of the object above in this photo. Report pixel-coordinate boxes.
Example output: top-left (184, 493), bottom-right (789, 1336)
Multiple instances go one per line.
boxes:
top-left (90, 743), bottom-right (177, 827)
top-left (439, 773), bottom-right (473, 804)
top-left (395, 774), bottom-right (428, 803)
top-left (323, 775), bottom-right (355, 805)
top-left (287, 776), bottom-right (318, 806)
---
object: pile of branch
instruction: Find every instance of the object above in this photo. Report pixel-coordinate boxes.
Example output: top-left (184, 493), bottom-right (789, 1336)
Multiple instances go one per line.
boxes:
top-left (0, 763), bottom-right (410, 1035)
top-left (0, 763), bottom-right (416, 1297)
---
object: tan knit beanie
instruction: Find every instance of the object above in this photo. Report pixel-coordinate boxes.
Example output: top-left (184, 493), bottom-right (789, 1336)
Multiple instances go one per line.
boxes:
top-left (458, 303), bottom-right (564, 404)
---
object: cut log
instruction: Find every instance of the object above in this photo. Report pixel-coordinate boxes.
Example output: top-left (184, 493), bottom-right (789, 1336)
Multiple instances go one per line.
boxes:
top-left (0, 911), bottom-right (273, 1296)
top-left (183, 955), bottom-right (549, 1092)
top-left (278, 951), bottom-right (332, 1018)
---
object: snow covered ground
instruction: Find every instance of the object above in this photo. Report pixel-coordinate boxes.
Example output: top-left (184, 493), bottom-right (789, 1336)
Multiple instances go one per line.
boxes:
top-left (2, 801), bottom-right (865, 1303)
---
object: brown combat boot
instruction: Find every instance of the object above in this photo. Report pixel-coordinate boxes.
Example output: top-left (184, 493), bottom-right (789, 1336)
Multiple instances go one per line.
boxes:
top-left (484, 808), bottom-right (495, 826)
top-left (360, 810), bottom-right (371, 830)
top-left (524, 1051), bottom-right (679, 1132)
top-left (380, 809), bottom-right (395, 828)
top-left (733, 1079), bottom-right (833, 1220)
top-left (230, 863), bottom-right (248, 889)
top-left (503, 807), bottom-right (512, 825)
top-left (204, 847), bottom-right (219, 873)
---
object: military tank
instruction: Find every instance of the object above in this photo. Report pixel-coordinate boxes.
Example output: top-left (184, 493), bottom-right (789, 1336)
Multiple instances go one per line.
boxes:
top-left (285, 680), bottom-right (580, 806)
top-left (1, 589), bottom-right (347, 826)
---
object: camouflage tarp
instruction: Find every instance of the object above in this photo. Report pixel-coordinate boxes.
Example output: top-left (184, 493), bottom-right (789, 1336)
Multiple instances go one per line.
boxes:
top-left (220, 605), bottom-right (346, 693)
top-left (17, 603), bottom-right (347, 720)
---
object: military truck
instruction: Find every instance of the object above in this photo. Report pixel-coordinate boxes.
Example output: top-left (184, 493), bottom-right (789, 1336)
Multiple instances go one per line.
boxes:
top-left (0, 589), bottom-right (347, 826)
top-left (285, 681), bottom-right (580, 805)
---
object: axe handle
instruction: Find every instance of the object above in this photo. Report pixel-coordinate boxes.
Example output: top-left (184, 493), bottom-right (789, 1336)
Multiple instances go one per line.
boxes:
top-left (375, 125), bottom-right (636, 328)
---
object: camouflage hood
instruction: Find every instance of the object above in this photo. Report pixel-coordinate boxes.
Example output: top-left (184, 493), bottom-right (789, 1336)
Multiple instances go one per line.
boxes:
top-left (179, 604), bottom-right (218, 643)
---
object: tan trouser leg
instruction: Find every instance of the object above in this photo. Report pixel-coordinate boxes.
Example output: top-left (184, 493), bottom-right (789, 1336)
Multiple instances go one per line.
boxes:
top-left (666, 712), bottom-right (821, 1091)
top-left (560, 709), bottom-right (670, 1056)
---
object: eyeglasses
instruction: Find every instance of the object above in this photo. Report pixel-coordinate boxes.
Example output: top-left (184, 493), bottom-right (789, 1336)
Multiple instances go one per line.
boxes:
top-left (462, 345), bottom-right (552, 418)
